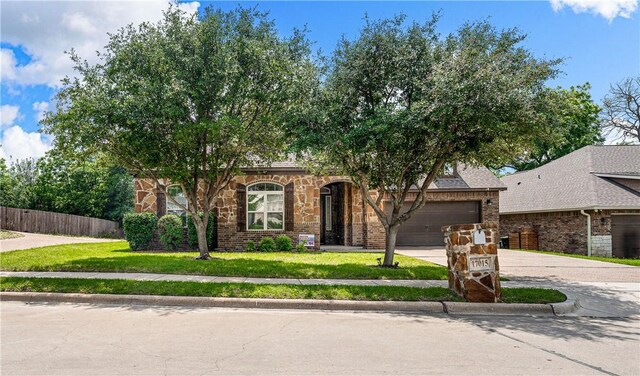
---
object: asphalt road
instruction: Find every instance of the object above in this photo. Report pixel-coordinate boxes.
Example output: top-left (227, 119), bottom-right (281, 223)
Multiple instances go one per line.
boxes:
top-left (2, 301), bottom-right (639, 376)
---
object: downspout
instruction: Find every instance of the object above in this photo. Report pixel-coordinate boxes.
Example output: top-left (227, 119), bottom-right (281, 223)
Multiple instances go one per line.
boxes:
top-left (580, 210), bottom-right (592, 257)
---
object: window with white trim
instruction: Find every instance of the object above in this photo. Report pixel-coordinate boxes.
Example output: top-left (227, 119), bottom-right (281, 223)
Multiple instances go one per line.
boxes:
top-left (247, 183), bottom-right (284, 230)
top-left (166, 185), bottom-right (187, 216)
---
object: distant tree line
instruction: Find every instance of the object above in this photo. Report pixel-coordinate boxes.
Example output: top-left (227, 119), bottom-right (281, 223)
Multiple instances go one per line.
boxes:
top-left (0, 151), bottom-right (133, 224)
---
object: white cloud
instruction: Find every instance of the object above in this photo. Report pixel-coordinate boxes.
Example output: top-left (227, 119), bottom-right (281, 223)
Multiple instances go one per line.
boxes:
top-left (0, 125), bottom-right (52, 161)
top-left (0, 1), bottom-right (200, 87)
top-left (1, 48), bottom-right (17, 80)
top-left (550, 0), bottom-right (638, 21)
top-left (0, 105), bottom-right (21, 128)
top-left (32, 101), bottom-right (49, 122)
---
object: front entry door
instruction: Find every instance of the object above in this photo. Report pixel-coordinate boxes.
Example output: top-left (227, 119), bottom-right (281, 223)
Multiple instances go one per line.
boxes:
top-left (321, 183), bottom-right (344, 245)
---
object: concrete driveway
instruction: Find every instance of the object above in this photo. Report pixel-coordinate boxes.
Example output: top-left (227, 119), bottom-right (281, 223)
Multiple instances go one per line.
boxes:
top-left (397, 247), bottom-right (640, 283)
top-left (0, 232), bottom-right (119, 252)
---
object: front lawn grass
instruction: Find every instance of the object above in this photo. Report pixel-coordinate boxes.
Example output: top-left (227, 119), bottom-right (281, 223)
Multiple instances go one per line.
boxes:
top-left (0, 277), bottom-right (461, 301)
top-left (499, 288), bottom-right (567, 304)
top-left (0, 277), bottom-right (566, 304)
top-left (0, 241), bottom-right (449, 280)
top-left (514, 249), bottom-right (640, 267)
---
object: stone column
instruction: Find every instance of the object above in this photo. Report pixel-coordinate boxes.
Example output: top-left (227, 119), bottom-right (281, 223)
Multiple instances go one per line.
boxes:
top-left (442, 223), bottom-right (500, 303)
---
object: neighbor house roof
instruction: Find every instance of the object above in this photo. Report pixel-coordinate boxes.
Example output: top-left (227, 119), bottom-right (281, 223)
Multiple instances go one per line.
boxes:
top-left (500, 145), bottom-right (640, 214)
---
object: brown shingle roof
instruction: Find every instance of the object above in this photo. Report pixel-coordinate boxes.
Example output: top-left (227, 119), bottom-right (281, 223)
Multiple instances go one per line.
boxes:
top-left (500, 145), bottom-right (640, 214)
top-left (248, 157), bottom-right (504, 191)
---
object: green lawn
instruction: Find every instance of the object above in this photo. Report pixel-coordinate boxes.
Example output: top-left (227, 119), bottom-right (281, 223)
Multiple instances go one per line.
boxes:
top-left (0, 277), bottom-right (566, 304)
top-left (514, 249), bottom-right (640, 267)
top-left (499, 287), bottom-right (566, 304)
top-left (0, 241), bottom-right (449, 280)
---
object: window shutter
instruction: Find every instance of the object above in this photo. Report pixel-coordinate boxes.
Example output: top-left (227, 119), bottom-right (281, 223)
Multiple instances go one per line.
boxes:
top-left (156, 184), bottom-right (166, 217)
top-left (285, 182), bottom-right (294, 231)
top-left (237, 183), bottom-right (246, 232)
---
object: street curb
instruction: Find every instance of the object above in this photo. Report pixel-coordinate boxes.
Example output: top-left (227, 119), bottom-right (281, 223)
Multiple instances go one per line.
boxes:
top-left (443, 298), bottom-right (580, 316)
top-left (550, 298), bottom-right (581, 315)
top-left (0, 292), bottom-right (577, 316)
top-left (444, 302), bottom-right (552, 316)
top-left (0, 292), bottom-right (445, 313)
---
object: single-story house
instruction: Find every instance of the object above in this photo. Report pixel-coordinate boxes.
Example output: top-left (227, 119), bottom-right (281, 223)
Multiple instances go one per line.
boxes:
top-left (134, 162), bottom-right (505, 250)
top-left (500, 145), bottom-right (640, 257)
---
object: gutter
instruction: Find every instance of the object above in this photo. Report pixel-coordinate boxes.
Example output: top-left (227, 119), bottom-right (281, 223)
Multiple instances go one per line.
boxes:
top-left (592, 173), bottom-right (640, 180)
top-left (580, 210), bottom-right (592, 257)
top-left (500, 206), bottom-right (640, 215)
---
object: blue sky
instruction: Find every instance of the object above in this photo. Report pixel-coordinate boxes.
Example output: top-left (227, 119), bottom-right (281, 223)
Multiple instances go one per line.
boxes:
top-left (1, 0), bottom-right (639, 161)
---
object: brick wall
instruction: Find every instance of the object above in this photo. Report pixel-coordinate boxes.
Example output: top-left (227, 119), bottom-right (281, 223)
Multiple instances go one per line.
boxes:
top-left (135, 175), bottom-right (500, 251)
top-left (500, 209), bottom-right (640, 255)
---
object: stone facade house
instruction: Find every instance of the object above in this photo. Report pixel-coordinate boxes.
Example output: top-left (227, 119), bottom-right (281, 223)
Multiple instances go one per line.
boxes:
top-left (134, 162), bottom-right (505, 250)
top-left (500, 146), bottom-right (640, 257)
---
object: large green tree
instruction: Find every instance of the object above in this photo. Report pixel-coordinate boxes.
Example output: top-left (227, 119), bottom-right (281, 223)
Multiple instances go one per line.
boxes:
top-left (44, 6), bottom-right (317, 258)
top-left (0, 158), bottom-right (38, 210)
top-left (500, 84), bottom-right (603, 171)
top-left (32, 152), bottom-right (134, 223)
top-left (0, 153), bottom-right (133, 224)
top-left (290, 16), bottom-right (560, 266)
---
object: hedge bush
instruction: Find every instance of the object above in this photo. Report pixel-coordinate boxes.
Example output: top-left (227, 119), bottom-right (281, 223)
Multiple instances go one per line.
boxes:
top-left (157, 214), bottom-right (183, 250)
top-left (123, 212), bottom-right (157, 251)
top-left (296, 243), bottom-right (306, 252)
top-left (259, 237), bottom-right (276, 252)
top-left (186, 213), bottom-right (215, 250)
top-left (246, 240), bottom-right (256, 252)
top-left (275, 235), bottom-right (293, 251)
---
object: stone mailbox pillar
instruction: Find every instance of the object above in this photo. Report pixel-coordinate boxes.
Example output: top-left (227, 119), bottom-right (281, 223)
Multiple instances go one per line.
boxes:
top-left (442, 223), bottom-right (500, 303)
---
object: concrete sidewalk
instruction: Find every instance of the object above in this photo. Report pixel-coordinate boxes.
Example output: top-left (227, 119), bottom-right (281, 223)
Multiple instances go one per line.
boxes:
top-left (0, 232), bottom-right (119, 252)
top-left (2, 271), bottom-right (638, 317)
top-left (0, 271), bottom-right (448, 287)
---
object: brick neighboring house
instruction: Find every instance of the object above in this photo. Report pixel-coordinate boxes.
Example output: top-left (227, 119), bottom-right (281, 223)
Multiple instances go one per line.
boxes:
top-left (134, 162), bottom-right (504, 250)
top-left (500, 146), bottom-right (640, 257)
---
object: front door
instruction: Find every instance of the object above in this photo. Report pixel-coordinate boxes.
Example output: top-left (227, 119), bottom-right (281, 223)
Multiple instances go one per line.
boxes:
top-left (321, 183), bottom-right (344, 245)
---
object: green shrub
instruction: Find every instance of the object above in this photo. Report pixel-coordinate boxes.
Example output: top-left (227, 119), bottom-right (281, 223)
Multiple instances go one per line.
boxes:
top-left (246, 240), bottom-right (256, 252)
top-left (123, 212), bottom-right (157, 251)
top-left (186, 213), bottom-right (215, 250)
top-left (275, 235), bottom-right (293, 251)
top-left (296, 243), bottom-right (306, 252)
top-left (157, 214), bottom-right (183, 250)
top-left (259, 237), bottom-right (276, 252)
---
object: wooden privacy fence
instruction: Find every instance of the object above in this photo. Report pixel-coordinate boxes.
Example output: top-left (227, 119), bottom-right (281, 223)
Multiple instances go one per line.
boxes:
top-left (0, 206), bottom-right (121, 238)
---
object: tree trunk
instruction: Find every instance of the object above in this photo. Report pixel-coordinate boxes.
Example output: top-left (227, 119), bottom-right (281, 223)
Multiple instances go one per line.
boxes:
top-left (382, 224), bottom-right (400, 267)
top-left (194, 218), bottom-right (210, 260)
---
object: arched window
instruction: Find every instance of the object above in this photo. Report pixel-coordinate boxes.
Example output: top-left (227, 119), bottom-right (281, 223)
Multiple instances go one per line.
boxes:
top-left (247, 183), bottom-right (284, 230)
top-left (166, 185), bottom-right (187, 216)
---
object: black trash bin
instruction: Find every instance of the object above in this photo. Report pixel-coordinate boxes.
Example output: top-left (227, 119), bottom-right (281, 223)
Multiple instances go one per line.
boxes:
top-left (499, 236), bottom-right (509, 249)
